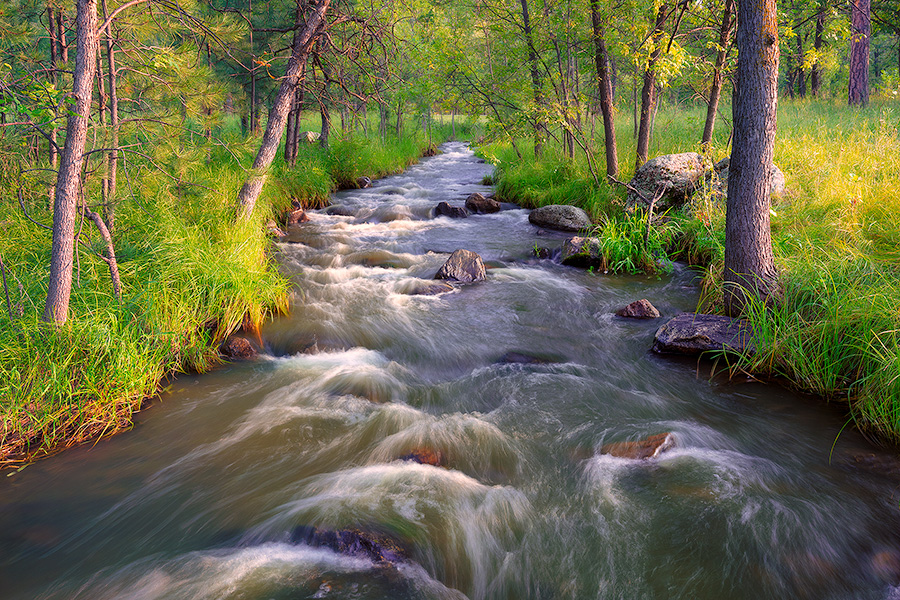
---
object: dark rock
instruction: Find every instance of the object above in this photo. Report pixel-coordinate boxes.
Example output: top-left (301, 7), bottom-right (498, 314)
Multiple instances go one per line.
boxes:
top-left (290, 526), bottom-right (408, 565)
top-left (265, 220), bottom-right (285, 238)
top-left (326, 205), bottom-right (355, 217)
top-left (528, 204), bottom-right (591, 232)
top-left (396, 279), bottom-right (455, 296)
top-left (497, 351), bottom-right (561, 365)
top-left (284, 208), bottom-right (310, 226)
top-left (220, 336), bottom-right (257, 360)
top-left (356, 176), bottom-right (372, 189)
top-left (532, 247), bottom-right (553, 259)
top-left (652, 312), bottom-right (754, 355)
top-left (871, 550), bottom-right (900, 585)
top-left (465, 193), bottom-right (501, 214)
top-left (616, 299), bottom-right (661, 319)
top-left (397, 449), bottom-right (445, 467)
top-left (560, 236), bottom-right (604, 268)
top-left (627, 152), bottom-right (708, 210)
top-left (714, 157), bottom-right (786, 198)
top-left (422, 145), bottom-right (439, 157)
top-left (434, 201), bottom-right (468, 219)
top-left (601, 433), bottom-right (674, 460)
top-left (434, 249), bottom-right (486, 283)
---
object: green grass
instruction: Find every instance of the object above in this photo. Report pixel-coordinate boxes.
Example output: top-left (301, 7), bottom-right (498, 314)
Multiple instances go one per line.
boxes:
top-left (0, 111), bottom-right (450, 465)
top-left (482, 97), bottom-right (900, 442)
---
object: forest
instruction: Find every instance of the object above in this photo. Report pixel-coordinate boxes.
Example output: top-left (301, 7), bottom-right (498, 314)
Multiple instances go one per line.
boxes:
top-left (1, 0), bottom-right (900, 465)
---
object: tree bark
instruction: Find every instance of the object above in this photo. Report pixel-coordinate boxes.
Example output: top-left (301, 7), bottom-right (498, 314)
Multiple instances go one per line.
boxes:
top-left (102, 0), bottom-right (119, 232)
top-left (811, 2), bottom-right (826, 97)
top-left (83, 206), bottom-right (121, 298)
top-left (589, 0), bottom-right (618, 177)
top-left (724, 0), bottom-right (780, 317)
top-left (237, 0), bottom-right (330, 218)
top-left (702, 0), bottom-right (735, 148)
top-left (47, 6), bottom-right (59, 168)
top-left (848, 0), bottom-right (870, 105)
top-left (636, 4), bottom-right (668, 170)
top-left (519, 0), bottom-right (545, 157)
top-left (44, 0), bottom-right (98, 325)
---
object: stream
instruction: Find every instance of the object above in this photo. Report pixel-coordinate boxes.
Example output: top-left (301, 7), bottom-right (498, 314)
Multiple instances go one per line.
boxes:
top-left (3, 142), bottom-right (900, 599)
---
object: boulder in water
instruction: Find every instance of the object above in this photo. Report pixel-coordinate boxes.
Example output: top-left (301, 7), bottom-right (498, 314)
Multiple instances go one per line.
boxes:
top-left (652, 312), bottom-right (754, 355)
top-left (434, 201), bottom-right (468, 219)
top-left (528, 204), bottom-right (591, 232)
top-left (560, 236), bottom-right (604, 269)
top-left (627, 152), bottom-right (708, 210)
top-left (434, 249), bottom-right (486, 283)
top-left (397, 448), bottom-right (445, 467)
top-left (497, 351), bottom-right (562, 365)
top-left (397, 279), bottom-right (455, 296)
top-left (465, 193), bottom-right (501, 214)
top-left (265, 220), bottom-right (285, 238)
top-left (601, 433), bottom-right (674, 460)
top-left (220, 335), bottom-right (257, 360)
top-left (290, 526), bottom-right (408, 565)
top-left (356, 176), bottom-right (372, 189)
top-left (616, 299), bottom-right (661, 319)
top-left (326, 205), bottom-right (355, 217)
top-left (284, 208), bottom-right (310, 226)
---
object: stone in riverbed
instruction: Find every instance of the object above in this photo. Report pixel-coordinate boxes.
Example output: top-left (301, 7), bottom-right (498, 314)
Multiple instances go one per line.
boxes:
top-left (220, 336), bottom-right (257, 360)
top-left (528, 204), bottom-right (591, 232)
top-left (616, 299), bottom-right (661, 319)
top-left (434, 249), bottom-right (485, 283)
top-left (652, 312), bottom-right (754, 355)
top-left (396, 279), bottom-right (455, 296)
top-left (601, 433), bottom-right (674, 460)
top-left (496, 351), bottom-right (562, 365)
top-left (434, 201), bottom-right (468, 219)
top-left (560, 236), bottom-right (604, 269)
top-left (356, 176), bottom-right (372, 189)
top-left (290, 526), bottom-right (408, 565)
top-left (326, 205), bottom-right (355, 217)
top-left (397, 448), bottom-right (445, 467)
top-left (284, 208), bottom-right (310, 226)
top-left (465, 192), bottom-right (501, 214)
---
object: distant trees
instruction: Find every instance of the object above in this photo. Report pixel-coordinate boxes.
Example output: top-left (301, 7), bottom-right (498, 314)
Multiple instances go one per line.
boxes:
top-left (723, 0), bottom-right (781, 316)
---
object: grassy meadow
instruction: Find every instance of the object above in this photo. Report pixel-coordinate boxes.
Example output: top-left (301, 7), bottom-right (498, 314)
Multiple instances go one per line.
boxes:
top-left (481, 98), bottom-right (900, 443)
top-left (0, 114), bottom-right (451, 465)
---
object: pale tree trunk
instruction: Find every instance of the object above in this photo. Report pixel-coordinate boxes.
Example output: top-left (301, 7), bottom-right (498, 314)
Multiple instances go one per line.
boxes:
top-left (848, 0), bottom-right (870, 105)
top-left (44, 0), bottom-right (98, 325)
top-left (589, 0), bottom-right (618, 177)
top-left (237, 0), bottom-right (330, 217)
top-left (702, 0), bottom-right (735, 149)
top-left (83, 207), bottom-right (121, 298)
top-left (724, 0), bottom-right (780, 316)
top-left (636, 4), bottom-right (668, 169)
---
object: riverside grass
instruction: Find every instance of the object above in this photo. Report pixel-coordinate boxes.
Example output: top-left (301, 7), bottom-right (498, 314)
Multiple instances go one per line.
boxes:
top-left (482, 99), bottom-right (900, 443)
top-left (0, 116), bottom-right (451, 465)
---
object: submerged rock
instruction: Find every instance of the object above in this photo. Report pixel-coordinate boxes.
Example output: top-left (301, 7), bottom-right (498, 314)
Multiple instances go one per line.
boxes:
top-left (464, 193), bottom-right (501, 214)
top-left (560, 236), bottom-right (604, 269)
top-left (627, 152), bottom-right (707, 210)
top-left (220, 336), bottom-right (257, 360)
top-left (397, 448), bottom-right (445, 467)
top-left (528, 204), bottom-right (591, 232)
top-left (326, 205), bottom-right (355, 217)
top-left (532, 247), bottom-right (553, 259)
top-left (356, 176), bottom-right (372, 189)
top-left (284, 208), bottom-right (310, 226)
top-left (496, 351), bottom-right (562, 365)
top-left (601, 433), bottom-right (674, 460)
top-left (616, 299), bottom-right (661, 319)
top-left (434, 249), bottom-right (486, 283)
top-left (396, 279), bottom-right (455, 296)
top-left (434, 201), bottom-right (468, 219)
top-left (652, 312), bottom-right (754, 355)
top-left (290, 526), bottom-right (409, 565)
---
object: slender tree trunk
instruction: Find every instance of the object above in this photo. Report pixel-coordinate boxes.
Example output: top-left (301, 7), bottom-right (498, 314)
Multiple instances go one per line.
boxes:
top-left (811, 3), bottom-right (826, 96)
top-left (83, 207), bottom-right (121, 298)
top-left (56, 11), bottom-right (68, 64)
top-left (519, 0), bottom-right (545, 157)
top-left (590, 0), bottom-right (618, 177)
top-left (237, 0), bottom-right (330, 218)
top-left (636, 4), bottom-right (668, 169)
top-left (702, 0), bottom-right (735, 148)
top-left (44, 0), bottom-right (98, 325)
top-left (796, 32), bottom-right (807, 97)
top-left (47, 6), bottom-right (59, 168)
top-left (724, 0), bottom-right (780, 316)
top-left (848, 0), bottom-right (870, 105)
top-left (102, 0), bottom-right (118, 231)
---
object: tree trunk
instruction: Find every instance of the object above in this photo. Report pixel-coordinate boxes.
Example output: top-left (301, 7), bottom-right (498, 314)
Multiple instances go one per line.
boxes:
top-left (47, 6), bottom-right (59, 168)
top-left (102, 0), bottom-right (118, 232)
top-left (848, 0), bottom-right (870, 105)
top-left (589, 0), bottom-right (618, 177)
top-left (702, 0), bottom-right (735, 148)
top-left (519, 0), bottom-right (545, 157)
top-left (236, 0), bottom-right (330, 218)
top-left (724, 0), bottom-right (780, 317)
top-left (44, 0), bottom-right (98, 325)
top-left (319, 46), bottom-right (331, 149)
top-left (636, 4), bottom-right (668, 170)
top-left (796, 31), bottom-right (807, 97)
top-left (83, 207), bottom-right (121, 299)
top-left (811, 2), bottom-right (826, 97)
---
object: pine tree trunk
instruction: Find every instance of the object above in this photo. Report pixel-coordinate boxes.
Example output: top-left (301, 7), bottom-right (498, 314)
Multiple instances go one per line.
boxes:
top-left (237, 0), bottom-right (330, 217)
top-left (723, 0), bottom-right (780, 317)
top-left (102, 0), bottom-right (118, 232)
top-left (848, 0), bottom-right (870, 105)
top-left (590, 0), bottom-right (618, 177)
top-left (811, 4), bottom-right (826, 97)
top-left (44, 0), bottom-right (98, 325)
top-left (636, 4), bottom-right (668, 169)
top-left (702, 0), bottom-right (734, 148)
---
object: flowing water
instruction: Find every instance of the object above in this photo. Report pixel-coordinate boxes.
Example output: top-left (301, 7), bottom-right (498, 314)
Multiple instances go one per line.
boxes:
top-left (4, 142), bottom-right (900, 599)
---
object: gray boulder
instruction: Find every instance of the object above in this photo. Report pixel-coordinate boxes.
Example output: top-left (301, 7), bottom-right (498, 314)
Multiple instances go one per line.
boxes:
top-left (652, 312), bottom-right (754, 355)
top-left (616, 299), bottom-right (660, 319)
top-left (356, 176), bottom-right (372, 189)
top-left (714, 157), bottom-right (786, 198)
top-left (434, 201), bottom-right (468, 219)
top-left (528, 204), bottom-right (591, 232)
top-left (627, 152), bottom-right (708, 210)
top-left (560, 236), bottom-right (604, 269)
top-left (465, 193), bottom-right (501, 214)
top-left (326, 205), bottom-right (355, 217)
top-left (434, 249), bottom-right (486, 283)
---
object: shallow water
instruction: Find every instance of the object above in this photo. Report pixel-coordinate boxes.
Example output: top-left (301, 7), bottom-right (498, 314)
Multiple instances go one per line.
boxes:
top-left (3, 142), bottom-right (900, 599)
